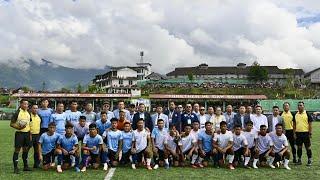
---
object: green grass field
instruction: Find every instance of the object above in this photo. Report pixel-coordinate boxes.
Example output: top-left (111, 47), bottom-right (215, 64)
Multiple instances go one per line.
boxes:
top-left (0, 121), bottom-right (319, 180)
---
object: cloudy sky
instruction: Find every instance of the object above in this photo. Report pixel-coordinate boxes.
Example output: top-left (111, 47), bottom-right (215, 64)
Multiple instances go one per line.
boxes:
top-left (0, 0), bottom-right (320, 73)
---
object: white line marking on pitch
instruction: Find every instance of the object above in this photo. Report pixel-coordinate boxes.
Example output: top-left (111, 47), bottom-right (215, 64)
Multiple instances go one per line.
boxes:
top-left (104, 168), bottom-right (116, 180)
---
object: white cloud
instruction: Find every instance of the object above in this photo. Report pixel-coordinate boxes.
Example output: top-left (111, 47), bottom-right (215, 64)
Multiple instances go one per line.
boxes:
top-left (0, 0), bottom-right (320, 74)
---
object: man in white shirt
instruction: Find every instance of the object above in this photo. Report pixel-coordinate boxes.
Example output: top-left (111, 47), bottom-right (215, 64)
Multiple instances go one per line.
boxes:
top-left (151, 105), bottom-right (169, 129)
top-left (251, 105), bottom-right (268, 134)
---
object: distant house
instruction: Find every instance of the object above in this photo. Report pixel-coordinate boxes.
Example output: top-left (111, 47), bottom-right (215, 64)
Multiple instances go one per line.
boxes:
top-left (305, 67), bottom-right (320, 87)
top-left (145, 72), bottom-right (167, 81)
top-left (166, 63), bottom-right (304, 85)
top-left (93, 63), bottom-right (152, 94)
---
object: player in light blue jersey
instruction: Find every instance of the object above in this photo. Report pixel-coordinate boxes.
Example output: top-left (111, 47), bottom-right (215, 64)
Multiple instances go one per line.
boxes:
top-left (50, 103), bottom-right (67, 135)
top-left (38, 122), bottom-right (60, 170)
top-left (102, 118), bottom-right (123, 167)
top-left (198, 121), bottom-right (214, 167)
top-left (56, 122), bottom-right (80, 173)
top-left (120, 122), bottom-right (134, 165)
top-left (65, 101), bottom-right (81, 126)
top-left (151, 119), bottom-right (168, 170)
top-left (38, 99), bottom-right (54, 134)
top-left (81, 123), bottom-right (107, 172)
top-left (96, 111), bottom-right (111, 136)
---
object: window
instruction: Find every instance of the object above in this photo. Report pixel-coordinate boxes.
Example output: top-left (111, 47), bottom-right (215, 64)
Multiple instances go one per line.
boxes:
top-left (119, 79), bottom-right (123, 85)
top-left (129, 80), bottom-right (133, 85)
top-left (112, 71), bottom-right (117, 77)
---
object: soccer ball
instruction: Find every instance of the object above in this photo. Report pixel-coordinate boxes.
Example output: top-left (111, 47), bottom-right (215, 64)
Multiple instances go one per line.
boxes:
top-left (17, 120), bottom-right (27, 127)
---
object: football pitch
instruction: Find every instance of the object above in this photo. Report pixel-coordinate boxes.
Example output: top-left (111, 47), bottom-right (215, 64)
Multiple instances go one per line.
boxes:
top-left (0, 121), bottom-right (319, 180)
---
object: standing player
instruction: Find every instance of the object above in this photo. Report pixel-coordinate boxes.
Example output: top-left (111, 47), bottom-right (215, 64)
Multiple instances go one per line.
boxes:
top-left (51, 103), bottom-right (67, 136)
top-left (102, 118), bottom-right (123, 167)
top-left (242, 121), bottom-right (257, 168)
top-left (131, 118), bottom-right (152, 170)
top-left (120, 122), bottom-right (134, 165)
top-left (232, 125), bottom-right (248, 167)
top-left (38, 99), bottom-right (54, 135)
top-left (269, 123), bottom-right (291, 170)
top-left (96, 111), bottom-right (111, 136)
top-left (280, 102), bottom-right (297, 163)
top-left (198, 122), bottom-right (214, 167)
top-left (294, 101), bottom-right (313, 166)
top-left (56, 122), bottom-right (80, 172)
top-left (213, 121), bottom-right (234, 170)
top-left (65, 101), bottom-right (82, 126)
top-left (38, 122), bottom-right (61, 171)
top-left (81, 123), bottom-right (106, 172)
top-left (29, 104), bottom-right (42, 168)
top-left (151, 119), bottom-right (168, 169)
top-left (252, 125), bottom-right (274, 169)
top-left (82, 103), bottom-right (97, 126)
top-left (10, 99), bottom-right (32, 173)
top-left (178, 124), bottom-right (197, 167)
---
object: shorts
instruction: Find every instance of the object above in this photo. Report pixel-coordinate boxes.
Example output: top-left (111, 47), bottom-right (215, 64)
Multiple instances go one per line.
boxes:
top-left (43, 150), bottom-right (55, 165)
top-left (274, 148), bottom-right (286, 162)
top-left (285, 130), bottom-right (294, 141)
top-left (259, 150), bottom-right (269, 162)
top-left (234, 147), bottom-right (244, 162)
top-left (89, 152), bottom-right (99, 164)
top-left (14, 131), bottom-right (31, 148)
top-left (155, 148), bottom-right (165, 160)
top-left (120, 151), bottom-right (131, 164)
top-left (108, 149), bottom-right (119, 162)
top-left (30, 134), bottom-right (40, 148)
top-left (296, 132), bottom-right (311, 147)
top-left (203, 151), bottom-right (214, 161)
top-left (249, 147), bottom-right (255, 157)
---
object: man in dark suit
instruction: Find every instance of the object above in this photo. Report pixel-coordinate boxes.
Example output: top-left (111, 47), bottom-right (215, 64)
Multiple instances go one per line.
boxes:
top-left (132, 103), bottom-right (153, 131)
top-left (181, 103), bottom-right (198, 131)
top-left (234, 105), bottom-right (251, 129)
top-left (164, 101), bottom-right (182, 132)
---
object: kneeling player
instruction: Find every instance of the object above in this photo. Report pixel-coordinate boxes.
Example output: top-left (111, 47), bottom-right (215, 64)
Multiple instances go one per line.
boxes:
top-left (163, 126), bottom-right (180, 168)
top-left (198, 122), bottom-right (214, 167)
top-left (38, 122), bottom-right (61, 170)
top-left (56, 122), bottom-right (80, 172)
top-left (103, 118), bottom-right (123, 167)
top-left (270, 123), bottom-right (291, 170)
top-left (131, 118), bottom-right (152, 170)
top-left (232, 125), bottom-right (249, 167)
top-left (121, 122), bottom-right (134, 165)
top-left (253, 125), bottom-right (275, 169)
top-left (151, 119), bottom-right (168, 169)
top-left (81, 123), bottom-right (106, 172)
top-left (178, 124), bottom-right (197, 167)
top-left (213, 121), bottom-right (234, 170)
top-left (242, 121), bottom-right (257, 168)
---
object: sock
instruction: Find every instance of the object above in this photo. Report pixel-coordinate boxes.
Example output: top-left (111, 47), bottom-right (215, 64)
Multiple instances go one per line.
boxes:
top-left (75, 156), bottom-right (80, 168)
top-left (307, 149), bottom-right (312, 159)
top-left (57, 154), bottom-right (63, 165)
top-left (244, 157), bottom-right (250, 165)
top-left (284, 159), bottom-right (289, 166)
top-left (22, 151), bottom-right (28, 167)
top-left (253, 159), bottom-right (258, 166)
top-left (191, 154), bottom-right (198, 164)
top-left (13, 152), bottom-right (19, 168)
top-left (297, 148), bottom-right (302, 159)
top-left (268, 157), bottom-right (275, 165)
top-left (198, 157), bottom-right (203, 163)
top-left (82, 154), bottom-right (89, 167)
top-left (34, 151), bottom-right (39, 166)
top-left (132, 154), bottom-right (137, 165)
top-left (164, 158), bottom-right (169, 165)
top-left (154, 156), bottom-right (159, 164)
top-left (146, 158), bottom-right (151, 166)
top-left (228, 155), bottom-right (234, 164)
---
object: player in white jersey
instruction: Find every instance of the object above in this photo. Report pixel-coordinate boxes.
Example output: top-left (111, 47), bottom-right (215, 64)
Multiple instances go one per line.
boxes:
top-left (151, 119), bottom-right (168, 170)
top-left (213, 121), bottom-right (234, 170)
top-left (178, 124), bottom-right (197, 167)
top-left (270, 123), bottom-right (291, 170)
top-left (131, 118), bottom-right (152, 170)
top-left (164, 125), bottom-right (180, 168)
top-left (232, 125), bottom-right (248, 167)
top-left (253, 125), bottom-right (275, 169)
top-left (190, 121), bottom-right (201, 168)
top-left (242, 120), bottom-right (258, 168)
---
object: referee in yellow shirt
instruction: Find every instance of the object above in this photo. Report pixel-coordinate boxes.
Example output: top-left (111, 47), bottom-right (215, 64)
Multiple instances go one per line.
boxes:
top-left (280, 102), bottom-right (297, 163)
top-left (30, 104), bottom-right (42, 168)
top-left (294, 101), bottom-right (313, 166)
top-left (10, 99), bottom-right (32, 174)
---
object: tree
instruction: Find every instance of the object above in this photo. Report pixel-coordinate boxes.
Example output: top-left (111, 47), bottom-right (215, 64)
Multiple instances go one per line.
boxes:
top-left (248, 61), bottom-right (268, 83)
top-left (76, 83), bottom-right (83, 93)
top-left (283, 68), bottom-right (295, 89)
top-left (60, 87), bottom-right (71, 93)
top-left (187, 73), bottom-right (194, 81)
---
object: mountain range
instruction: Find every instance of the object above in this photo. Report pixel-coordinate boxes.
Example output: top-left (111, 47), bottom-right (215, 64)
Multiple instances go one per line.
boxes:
top-left (0, 59), bottom-right (109, 91)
